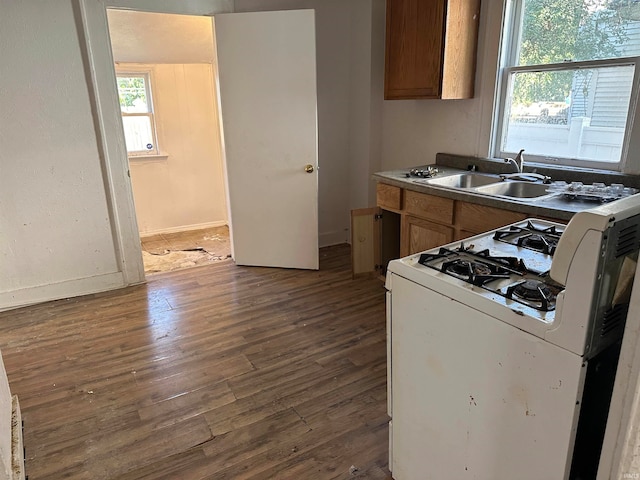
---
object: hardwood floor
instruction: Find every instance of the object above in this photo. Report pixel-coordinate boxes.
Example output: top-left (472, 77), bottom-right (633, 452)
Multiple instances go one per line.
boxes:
top-left (0, 245), bottom-right (391, 479)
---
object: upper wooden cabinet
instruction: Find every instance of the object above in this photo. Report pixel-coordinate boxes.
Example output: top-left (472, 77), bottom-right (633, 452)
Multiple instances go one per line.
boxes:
top-left (384, 0), bottom-right (481, 100)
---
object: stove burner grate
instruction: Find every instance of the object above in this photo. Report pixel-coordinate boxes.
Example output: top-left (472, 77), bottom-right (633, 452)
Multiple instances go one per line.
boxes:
top-left (505, 279), bottom-right (560, 311)
top-left (494, 221), bottom-right (563, 255)
top-left (418, 244), bottom-right (561, 312)
top-left (520, 234), bottom-right (548, 251)
top-left (441, 259), bottom-right (511, 286)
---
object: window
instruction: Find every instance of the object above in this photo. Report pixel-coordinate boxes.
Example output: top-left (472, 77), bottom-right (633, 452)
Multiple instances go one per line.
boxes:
top-left (494, 0), bottom-right (640, 171)
top-left (116, 72), bottom-right (158, 156)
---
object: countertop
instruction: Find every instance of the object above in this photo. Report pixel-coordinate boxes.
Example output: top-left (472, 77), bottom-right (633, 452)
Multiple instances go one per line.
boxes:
top-left (373, 166), bottom-right (614, 222)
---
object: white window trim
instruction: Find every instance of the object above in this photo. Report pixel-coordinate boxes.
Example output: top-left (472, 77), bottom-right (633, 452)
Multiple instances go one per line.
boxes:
top-left (492, 0), bottom-right (640, 174)
top-left (115, 67), bottom-right (160, 157)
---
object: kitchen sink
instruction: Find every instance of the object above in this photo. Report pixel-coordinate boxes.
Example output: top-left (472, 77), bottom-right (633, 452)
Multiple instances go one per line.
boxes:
top-left (473, 181), bottom-right (551, 198)
top-left (425, 173), bottom-right (500, 189)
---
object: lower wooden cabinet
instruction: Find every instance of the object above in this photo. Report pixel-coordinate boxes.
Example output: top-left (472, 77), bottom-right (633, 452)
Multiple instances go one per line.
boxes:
top-left (402, 215), bottom-right (454, 256)
top-left (363, 182), bottom-right (568, 277)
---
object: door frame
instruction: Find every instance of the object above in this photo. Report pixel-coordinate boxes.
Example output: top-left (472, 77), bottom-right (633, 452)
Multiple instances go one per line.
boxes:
top-left (76, 0), bottom-right (234, 285)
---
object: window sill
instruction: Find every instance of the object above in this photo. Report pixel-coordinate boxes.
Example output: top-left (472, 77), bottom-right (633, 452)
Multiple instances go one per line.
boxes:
top-left (128, 153), bottom-right (169, 162)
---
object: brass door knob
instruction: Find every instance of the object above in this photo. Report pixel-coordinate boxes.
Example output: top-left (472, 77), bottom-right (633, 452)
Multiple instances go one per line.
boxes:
top-left (304, 164), bottom-right (314, 173)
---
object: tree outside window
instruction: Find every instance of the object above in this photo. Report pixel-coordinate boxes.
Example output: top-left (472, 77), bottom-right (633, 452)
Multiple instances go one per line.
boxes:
top-left (496, 0), bottom-right (640, 169)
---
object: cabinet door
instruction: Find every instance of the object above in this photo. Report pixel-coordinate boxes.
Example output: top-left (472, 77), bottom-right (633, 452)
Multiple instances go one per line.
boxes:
top-left (384, 0), bottom-right (446, 99)
top-left (351, 207), bottom-right (382, 277)
top-left (402, 215), bottom-right (454, 256)
top-left (384, 0), bottom-right (480, 100)
top-left (351, 208), bottom-right (401, 277)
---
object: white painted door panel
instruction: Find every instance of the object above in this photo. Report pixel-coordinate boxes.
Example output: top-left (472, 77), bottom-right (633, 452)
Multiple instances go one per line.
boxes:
top-left (213, 10), bottom-right (319, 269)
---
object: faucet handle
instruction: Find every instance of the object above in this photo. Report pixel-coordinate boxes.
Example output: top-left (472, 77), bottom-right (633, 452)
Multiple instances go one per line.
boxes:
top-left (506, 149), bottom-right (525, 173)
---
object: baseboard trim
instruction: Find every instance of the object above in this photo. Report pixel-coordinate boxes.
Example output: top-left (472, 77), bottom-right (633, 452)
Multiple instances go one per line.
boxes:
top-left (320, 230), bottom-right (349, 248)
top-left (0, 272), bottom-right (128, 312)
top-left (140, 221), bottom-right (228, 238)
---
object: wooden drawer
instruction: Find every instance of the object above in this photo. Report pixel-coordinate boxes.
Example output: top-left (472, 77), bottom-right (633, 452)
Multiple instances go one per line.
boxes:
top-left (404, 190), bottom-right (454, 224)
top-left (456, 201), bottom-right (527, 234)
top-left (377, 183), bottom-right (402, 211)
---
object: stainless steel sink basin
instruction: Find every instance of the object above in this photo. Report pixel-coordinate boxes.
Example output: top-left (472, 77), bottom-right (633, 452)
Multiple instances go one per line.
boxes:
top-left (474, 181), bottom-right (551, 198)
top-left (426, 173), bottom-right (500, 189)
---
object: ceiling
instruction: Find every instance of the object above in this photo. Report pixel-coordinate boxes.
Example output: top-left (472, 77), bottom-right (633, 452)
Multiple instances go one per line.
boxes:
top-left (107, 9), bottom-right (215, 64)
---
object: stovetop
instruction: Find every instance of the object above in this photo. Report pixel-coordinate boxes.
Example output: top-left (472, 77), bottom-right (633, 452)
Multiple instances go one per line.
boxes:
top-left (418, 244), bottom-right (562, 312)
top-left (389, 219), bottom-right (563, 322)
top-left (493, 220), bottom-right (564, 255)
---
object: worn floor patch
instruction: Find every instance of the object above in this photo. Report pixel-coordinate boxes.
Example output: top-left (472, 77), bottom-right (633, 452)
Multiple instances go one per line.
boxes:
top-left (141, 226), bottom-right (231, 275)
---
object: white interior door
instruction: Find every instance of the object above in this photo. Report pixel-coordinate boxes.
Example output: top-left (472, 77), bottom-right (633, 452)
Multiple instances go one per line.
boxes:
top-left (213, 10), bottom-right (319, 270)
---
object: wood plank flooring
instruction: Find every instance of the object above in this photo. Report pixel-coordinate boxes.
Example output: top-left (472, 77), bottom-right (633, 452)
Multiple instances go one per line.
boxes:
top-left (0, 245), bottom-right (391, 479)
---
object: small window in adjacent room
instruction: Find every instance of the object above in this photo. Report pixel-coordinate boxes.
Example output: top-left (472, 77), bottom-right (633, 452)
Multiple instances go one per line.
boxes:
top-left (116, 72), bottom-right (159, 156)
top-left (494, 0), bottom-right (640, 172)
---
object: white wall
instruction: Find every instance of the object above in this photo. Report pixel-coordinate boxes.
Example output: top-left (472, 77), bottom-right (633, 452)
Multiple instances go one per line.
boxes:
top-left (123, 63), bottom-right (227, 235)
top-left (347, 0), bottom-right (385, 211)
top-left (0, 0), bottom-right (124, 309)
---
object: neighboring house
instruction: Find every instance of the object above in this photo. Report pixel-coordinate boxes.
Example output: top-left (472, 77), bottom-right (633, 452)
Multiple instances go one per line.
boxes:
top-left (572, 20), bottom-right (640, 128)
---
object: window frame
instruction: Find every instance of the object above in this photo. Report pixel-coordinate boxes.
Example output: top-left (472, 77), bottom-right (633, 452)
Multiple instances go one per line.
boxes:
top-left (492, 0), bottom-right (640, 173)
top-left (115, 69), bottom-right (160, 157)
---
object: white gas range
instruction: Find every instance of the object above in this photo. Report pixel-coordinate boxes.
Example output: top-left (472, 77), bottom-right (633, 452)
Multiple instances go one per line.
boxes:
top-left (385, 195), bottom-right (640, 480)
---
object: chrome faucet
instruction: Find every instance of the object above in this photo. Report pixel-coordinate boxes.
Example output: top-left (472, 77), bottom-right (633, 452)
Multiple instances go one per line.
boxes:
top-left (500, 148), bottom-right (551, 183)
top-left (504, 149), bottom-right (525, 173)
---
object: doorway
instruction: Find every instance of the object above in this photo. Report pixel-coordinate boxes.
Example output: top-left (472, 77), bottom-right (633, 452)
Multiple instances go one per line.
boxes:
top-left (106, 9), bottom-right (231, 275)
top-left (84, 3), bottom-right (321, 282)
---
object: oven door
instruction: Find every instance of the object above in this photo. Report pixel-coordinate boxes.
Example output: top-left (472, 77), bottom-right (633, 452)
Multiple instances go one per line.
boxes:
top-left (388, 273), bottom-right (586, 480)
